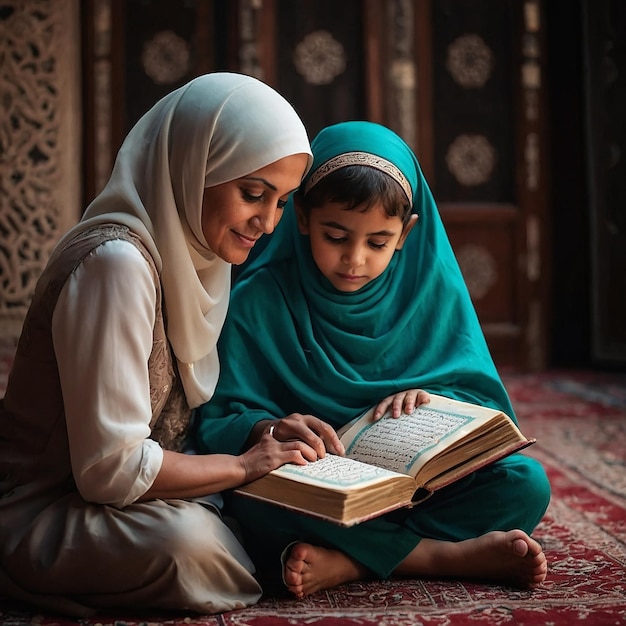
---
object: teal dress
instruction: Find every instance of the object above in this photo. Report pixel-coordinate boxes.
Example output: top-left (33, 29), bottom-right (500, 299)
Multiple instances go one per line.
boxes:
top-left (194, 121), bottom-right (550, 582)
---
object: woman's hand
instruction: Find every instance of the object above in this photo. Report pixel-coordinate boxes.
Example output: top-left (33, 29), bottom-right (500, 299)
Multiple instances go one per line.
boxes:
top-left (258, 413), bottom-right (345, 460)
top-left (373, 389), bottom-right (431, 420)
top-left (144, 431), bottom-right (316, 501)
top-left (143, 414), bottom-right (342, 501)
top-left (238, 429), bottom-right (312, 483)
top-left (239, 414), bottom-right (345, 483)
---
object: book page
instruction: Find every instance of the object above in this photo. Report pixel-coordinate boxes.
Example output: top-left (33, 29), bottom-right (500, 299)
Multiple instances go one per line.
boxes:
top-left (271, 453), bottom-right (404, 489)
top-left (343, 405), bottom-right (475, 475)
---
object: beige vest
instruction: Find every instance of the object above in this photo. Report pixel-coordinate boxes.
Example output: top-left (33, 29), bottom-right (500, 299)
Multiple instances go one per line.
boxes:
top-left (4, 224), bottom-right (191, 452)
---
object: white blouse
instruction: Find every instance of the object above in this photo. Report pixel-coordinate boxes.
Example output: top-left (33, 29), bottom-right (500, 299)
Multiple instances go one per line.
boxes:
top-left (51, 239), bottom-right (164, 508)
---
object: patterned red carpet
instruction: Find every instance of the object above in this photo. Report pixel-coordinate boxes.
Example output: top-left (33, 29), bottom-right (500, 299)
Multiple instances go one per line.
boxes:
top-left (1, 340), bottom-right (625, 625)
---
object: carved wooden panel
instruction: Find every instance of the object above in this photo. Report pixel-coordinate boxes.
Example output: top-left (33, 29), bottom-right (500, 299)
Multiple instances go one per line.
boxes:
top-left (416, 0), bottom-right (549, 369)
top-left (272, 0), bottom-right (366, 138)
top-left (82, 0), bottom-right (218, 201)
top-left (0, 0), bottom-right (81, 337)
top-left (431, 0), bottom-right (516, 204)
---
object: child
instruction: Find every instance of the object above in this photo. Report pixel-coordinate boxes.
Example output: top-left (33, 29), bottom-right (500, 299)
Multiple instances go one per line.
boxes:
top-left (194, 121), bottom-right (550, 598)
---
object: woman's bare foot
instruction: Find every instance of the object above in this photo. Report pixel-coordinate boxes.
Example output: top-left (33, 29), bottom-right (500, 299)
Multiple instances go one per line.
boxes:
top-left (395, 529), bottom-right (548, 589)
top-left (282, 543), bottom-right (369, 598)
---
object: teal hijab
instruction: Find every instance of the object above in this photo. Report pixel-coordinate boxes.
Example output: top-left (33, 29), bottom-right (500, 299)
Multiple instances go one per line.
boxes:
top-left (194, 121), bottom-right (516, 455)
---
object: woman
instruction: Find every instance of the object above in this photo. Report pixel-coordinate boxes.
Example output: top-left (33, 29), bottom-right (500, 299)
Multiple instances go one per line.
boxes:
top-left (194, 121), bottom-right (550, 597)
top-left (0, 73), bottom-right (312, 616)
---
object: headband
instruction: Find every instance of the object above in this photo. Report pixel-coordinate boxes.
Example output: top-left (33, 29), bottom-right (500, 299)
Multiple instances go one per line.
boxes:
top-left (303, 151), bottom-right (413, 206)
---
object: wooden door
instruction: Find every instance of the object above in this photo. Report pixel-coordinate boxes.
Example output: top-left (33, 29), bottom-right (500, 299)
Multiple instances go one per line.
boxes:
top-left (81, 0), bottom-right (551, 370)
top-left (245, 0), bottom-right (550, 370)
top-left (409, 0), bottom-right (550, 370)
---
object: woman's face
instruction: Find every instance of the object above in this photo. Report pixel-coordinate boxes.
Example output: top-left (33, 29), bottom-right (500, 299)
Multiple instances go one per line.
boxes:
top-left (201, 153), bottom-right (310, 264)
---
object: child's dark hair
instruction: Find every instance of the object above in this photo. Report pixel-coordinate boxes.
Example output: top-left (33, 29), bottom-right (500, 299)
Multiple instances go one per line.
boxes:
top-left (295, 165), bottom-right (413, 226)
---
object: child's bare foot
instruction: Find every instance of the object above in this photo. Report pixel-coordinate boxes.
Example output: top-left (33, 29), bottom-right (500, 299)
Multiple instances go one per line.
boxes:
top-left (396, 529), bottom-right (548, 589)
top-left (282, 542), bottom-right (369, 598)
top-left (282, 530), bottom-right (547, 598)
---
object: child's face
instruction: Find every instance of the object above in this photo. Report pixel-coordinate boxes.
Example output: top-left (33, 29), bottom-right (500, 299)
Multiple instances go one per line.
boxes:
top-left (296, 200), bottom-right (417, 292)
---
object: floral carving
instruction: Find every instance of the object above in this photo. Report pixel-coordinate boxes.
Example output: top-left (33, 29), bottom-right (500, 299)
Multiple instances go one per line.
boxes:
top-left (455, 244), bottom-right (498, 300)
top-left (293, 30), bottom-right (346, 85)
top-left (446, 134), bottom-right (496, 186)
top-left (141, 30), bottom-right (190, 85)
top-left (446, 34), bottom-right (494, 89)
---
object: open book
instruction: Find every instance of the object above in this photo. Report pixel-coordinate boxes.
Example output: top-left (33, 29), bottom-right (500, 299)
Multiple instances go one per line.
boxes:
top-left (235, 394), bottom-right (535, 527)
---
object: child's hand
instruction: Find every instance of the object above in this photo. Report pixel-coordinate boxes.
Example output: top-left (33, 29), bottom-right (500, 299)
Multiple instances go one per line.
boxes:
top-left (373, 389), bottom-right (430, 420)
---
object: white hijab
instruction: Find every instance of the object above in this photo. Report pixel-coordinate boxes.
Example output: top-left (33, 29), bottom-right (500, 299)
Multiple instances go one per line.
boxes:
top-left (51, 73), bottom-right (312, 407)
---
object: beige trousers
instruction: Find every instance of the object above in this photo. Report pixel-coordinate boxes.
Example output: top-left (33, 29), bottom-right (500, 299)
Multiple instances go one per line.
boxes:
top-left (0, 496), bottom-right (261, 617)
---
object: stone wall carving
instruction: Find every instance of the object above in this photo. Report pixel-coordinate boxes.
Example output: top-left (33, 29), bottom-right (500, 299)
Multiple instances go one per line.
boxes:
top-left (0, 0), bottom-right (81, 337)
